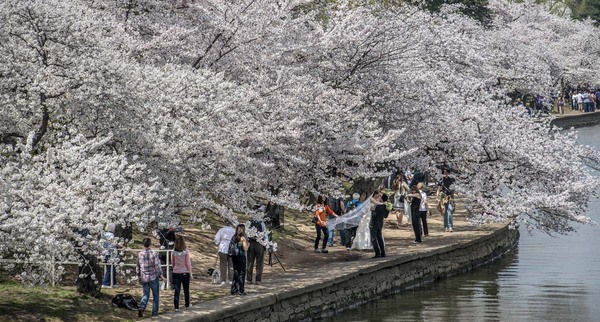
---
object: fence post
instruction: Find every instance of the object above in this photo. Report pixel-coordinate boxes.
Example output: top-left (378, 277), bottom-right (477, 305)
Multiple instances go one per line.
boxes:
top-left (110, 261), bottom-right (114, 288)
top-left (166, 250), bottom-right (170, 290)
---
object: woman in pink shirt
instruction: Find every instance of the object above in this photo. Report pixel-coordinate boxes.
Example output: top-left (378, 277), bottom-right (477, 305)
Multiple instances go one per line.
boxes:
top-left (171, 235), bottom-right (193, 311)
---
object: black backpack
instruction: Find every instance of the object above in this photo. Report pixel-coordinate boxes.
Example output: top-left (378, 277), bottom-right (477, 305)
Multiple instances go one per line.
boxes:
top-left (346, 200), bottom-right (357, 212)
top-left (228, 236), bottom-right (241, 257)
top-left (111, 294), bottom-right (140, 311)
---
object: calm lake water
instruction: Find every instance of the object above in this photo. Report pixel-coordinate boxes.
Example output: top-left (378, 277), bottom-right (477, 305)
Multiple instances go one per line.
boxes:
top-left (330, 124), bottom-right (600, 322)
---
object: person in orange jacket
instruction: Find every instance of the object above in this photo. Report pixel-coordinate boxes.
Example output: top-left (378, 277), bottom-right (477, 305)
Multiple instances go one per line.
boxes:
top-left (313, 195), bottom-right (338, 253)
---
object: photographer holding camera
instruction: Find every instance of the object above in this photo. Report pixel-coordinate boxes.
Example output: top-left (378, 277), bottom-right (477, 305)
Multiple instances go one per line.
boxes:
top-left (246, 216), bottom-right (268, 285)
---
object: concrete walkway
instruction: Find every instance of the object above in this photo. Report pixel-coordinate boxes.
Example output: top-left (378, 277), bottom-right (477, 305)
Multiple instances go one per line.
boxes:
top-left (147, 206), bottom-right (509, 321)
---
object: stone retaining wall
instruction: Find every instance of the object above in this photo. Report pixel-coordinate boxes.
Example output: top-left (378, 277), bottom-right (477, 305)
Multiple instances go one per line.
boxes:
top-left (552, 112), bottom-right (600, 129)
top-left (193, 225), bottom-right (519, 322)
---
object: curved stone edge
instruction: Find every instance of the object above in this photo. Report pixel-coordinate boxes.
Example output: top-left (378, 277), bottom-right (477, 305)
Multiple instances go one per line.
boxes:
top-left (552, 112), bottom-right (600, 129)
top-left (169, 225), bottom-right (519, 322)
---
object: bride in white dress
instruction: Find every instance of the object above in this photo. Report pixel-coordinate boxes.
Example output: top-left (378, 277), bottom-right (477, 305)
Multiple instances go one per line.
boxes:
top-left (352, 192), bottom-right (384, 250)
top-left (351, 210), bottom-right (373, 250)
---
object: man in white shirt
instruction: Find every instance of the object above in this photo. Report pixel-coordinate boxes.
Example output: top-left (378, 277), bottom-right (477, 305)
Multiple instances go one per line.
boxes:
top-left (214, 221), bottom-right (236, 285)
top-left (576, 91), bottom-right (584, 112)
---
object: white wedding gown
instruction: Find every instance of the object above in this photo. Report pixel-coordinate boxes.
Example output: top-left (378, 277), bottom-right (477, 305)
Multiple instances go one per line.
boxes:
top-left (327, 198), bottom-right (384, 250)
top-left (352, 212), bottom-right (373, 250)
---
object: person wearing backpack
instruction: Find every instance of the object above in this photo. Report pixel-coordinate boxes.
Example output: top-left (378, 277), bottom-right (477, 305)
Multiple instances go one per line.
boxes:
top-left (215, 221), bottom-right (235, 286)
top-left (343, 193), bottom-right (361, 250)
top-left (245, 217), bottom-right (268, 285)
top-left (230, 224), bottom-right (249, 295)
top-left (392, 174), bottom-right (410, 228)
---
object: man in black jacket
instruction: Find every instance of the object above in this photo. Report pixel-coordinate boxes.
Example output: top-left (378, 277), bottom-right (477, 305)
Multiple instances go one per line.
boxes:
top-left (370, 194), bottom-right (389, 258)
top-left (246, 217), bottom-right (268, 285)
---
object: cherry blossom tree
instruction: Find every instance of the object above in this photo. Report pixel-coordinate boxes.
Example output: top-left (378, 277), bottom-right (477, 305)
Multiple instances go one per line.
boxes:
top-left (0, 0), bottom-right (406, 284)
top-left (293, 1), bottom-right (600, 234)
top-left (0, 134), bottom-right (175, 285)
top-left (1, 0), bottom-right (600, 287)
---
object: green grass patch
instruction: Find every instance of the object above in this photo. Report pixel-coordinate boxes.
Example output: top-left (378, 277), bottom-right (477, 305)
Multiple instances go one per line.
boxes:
top-left (0, 283), bottom-right (136, 322)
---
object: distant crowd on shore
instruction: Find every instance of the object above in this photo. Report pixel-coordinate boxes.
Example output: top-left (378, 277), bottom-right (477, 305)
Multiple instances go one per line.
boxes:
top-left (517, 87), bottom-right (600, 118)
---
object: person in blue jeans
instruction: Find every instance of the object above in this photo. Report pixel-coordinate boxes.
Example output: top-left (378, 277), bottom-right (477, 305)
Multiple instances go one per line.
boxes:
top-left (137, 237), bottom-right (163, 318)
top-left (171, 235), bottom-right (193, 311)
top-left (443, 198), bottom-right (454, 232)
top-left (343, 194), bottom-right (362, 250)
top-left (437, 168), bottom-right (456, 232)
top-left (101, 228), bottom-right (117, 288)
top-left (327, 196), bottom-right (344, 246)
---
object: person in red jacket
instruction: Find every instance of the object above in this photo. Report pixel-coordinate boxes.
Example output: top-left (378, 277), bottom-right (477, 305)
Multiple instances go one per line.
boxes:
top-left (313, 195), bottom-right (338, 253)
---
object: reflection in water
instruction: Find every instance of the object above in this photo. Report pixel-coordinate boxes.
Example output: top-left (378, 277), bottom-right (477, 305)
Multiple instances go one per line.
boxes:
top-left (330, 124), bottom-right (600, 322)
top-left (330, 215), bottom-right (600, 322)
top-left (328, 249), bottom-right (516, 322)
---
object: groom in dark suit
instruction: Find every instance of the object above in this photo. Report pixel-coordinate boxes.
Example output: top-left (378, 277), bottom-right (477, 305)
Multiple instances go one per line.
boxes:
top-left (371, 194), bottom-right (389, 258)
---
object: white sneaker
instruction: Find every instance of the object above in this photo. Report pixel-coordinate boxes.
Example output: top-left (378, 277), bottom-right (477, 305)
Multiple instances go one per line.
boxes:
top-left (449, 227), bottom-right (453, 232)
top-left (102, 285), bottom-right (112, 289)
top-left (220, 282), bottom-right (226, 286)
top-left (175, 309), bottom-right (180, 312)
top-left (445, 228), bottom-right (449, 232)
top-left (185, 304), bottom-right (192, 310)
top-left (229, 281), bottom-right (233, 285)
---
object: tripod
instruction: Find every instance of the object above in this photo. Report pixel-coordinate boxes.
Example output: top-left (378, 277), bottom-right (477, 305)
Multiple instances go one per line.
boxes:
top-left (268, 248), bottom-right (285, 272)
top-left (265, 229), bottom-right (285, 271)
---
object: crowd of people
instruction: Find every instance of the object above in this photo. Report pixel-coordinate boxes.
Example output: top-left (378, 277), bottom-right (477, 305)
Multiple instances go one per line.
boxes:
top-left (100, 169), bottom-right (457, 318)
top-left (569, 88), bottom-right (600, 113)
top-left (313, 168), bottom-right (456, 257)
top-left (519, 87), bottom-right (600, 117)
top-left (129, 215), bottom-right (269, 317)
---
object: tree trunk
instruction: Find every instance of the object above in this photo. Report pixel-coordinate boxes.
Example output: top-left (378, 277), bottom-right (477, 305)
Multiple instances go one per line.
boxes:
top-left (76, 253), bottom-right (102, 297)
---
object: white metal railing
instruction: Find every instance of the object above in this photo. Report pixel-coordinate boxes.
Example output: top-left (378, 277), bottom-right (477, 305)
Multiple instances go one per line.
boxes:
top-left (0, 248), bottom-right (173, 289)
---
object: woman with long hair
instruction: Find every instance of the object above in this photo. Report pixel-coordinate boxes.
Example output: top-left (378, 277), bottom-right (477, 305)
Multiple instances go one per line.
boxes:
top-left (314, 195), bottom-right (338, 253)
top-left (230, 224), bottom-right (249, 295)
top-left (392, 174), bottom-right (410, 227)
top-left (171, 235), bottom-right (193, 311)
